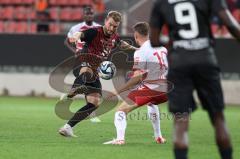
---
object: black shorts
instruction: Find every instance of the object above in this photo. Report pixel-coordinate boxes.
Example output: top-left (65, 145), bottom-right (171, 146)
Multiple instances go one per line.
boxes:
top-left (72, 59), bottom-right (102, 95)
top-left (73, 77), bottom-right (102, 95)
top-left (167, 47), bottom-right (224, 114)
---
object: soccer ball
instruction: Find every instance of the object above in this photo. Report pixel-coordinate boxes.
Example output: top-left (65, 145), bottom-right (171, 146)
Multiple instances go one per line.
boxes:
top-left (98, 61), bottom-right (116, 80)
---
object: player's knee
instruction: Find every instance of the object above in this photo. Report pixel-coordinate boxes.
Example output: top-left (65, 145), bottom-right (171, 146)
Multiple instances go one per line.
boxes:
top-left (117, 107), bottom-right (130, 114)
top-left (174, 139), bottom-right (188, 149)
top-left (86, 95), bottom-right (101, 106)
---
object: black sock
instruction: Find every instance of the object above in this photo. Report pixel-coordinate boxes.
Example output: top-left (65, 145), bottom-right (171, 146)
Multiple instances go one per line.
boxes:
top-left (72, 72), bottom-right (94, 88)
top-left (174, 148), bottom-right (188, 159)
top-left (219, 147), bottom-right (232, 159)
top-left (67, 103), bottom-right (97, 127)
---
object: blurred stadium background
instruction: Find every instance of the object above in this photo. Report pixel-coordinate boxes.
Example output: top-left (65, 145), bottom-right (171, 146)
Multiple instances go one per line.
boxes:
top-left (0, 0), bottom-right (240, 159)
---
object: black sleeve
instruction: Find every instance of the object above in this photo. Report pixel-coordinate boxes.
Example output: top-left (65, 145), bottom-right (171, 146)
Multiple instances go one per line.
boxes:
top-left (212, 0), bottom-right (228, 14)
top-left (80, 28), bottom-right (98, 43)
top-left (149, 0), bottom-right (164, 29)
top-left (115, 36), bottom-right (121, 47)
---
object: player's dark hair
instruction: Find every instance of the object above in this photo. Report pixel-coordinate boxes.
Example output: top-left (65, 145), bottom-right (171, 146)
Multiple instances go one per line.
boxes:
top-left (106, 11), bottom-right (122, 22)
top-left (133, 22), bottom-right (149, 36)
top-left (83, 6), bottom-right (93, 14)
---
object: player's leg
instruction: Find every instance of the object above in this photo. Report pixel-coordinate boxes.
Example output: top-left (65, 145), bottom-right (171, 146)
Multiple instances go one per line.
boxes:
top-left (147, 103), bottom-right (166, 144)
top-left (59, 92), bottom-right (101, 137)
top-left (67, 66), bottom-right (94, 98)
top-left (67, 93), bottom-right (100, 126)
top-left (168, 60), bottom-right (195, 159)
top-left (209, 111), bottom-right (233, 159)
top-left (59, 78), bottom-right (102, 137)
top-left (103, 98), bottom-right (137, 145)
top-left (173, 116), bottom-right (189, 159)
top-left (194, 62), bottom-right (233, 159)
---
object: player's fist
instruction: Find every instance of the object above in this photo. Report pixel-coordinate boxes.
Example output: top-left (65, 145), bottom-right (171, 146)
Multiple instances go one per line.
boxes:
top-left (72, 32), bottom-right (82, 43)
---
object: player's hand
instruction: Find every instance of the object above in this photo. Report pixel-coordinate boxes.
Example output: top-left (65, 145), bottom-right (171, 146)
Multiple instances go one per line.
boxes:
top-left (72, 32), bottom-right (82, 43)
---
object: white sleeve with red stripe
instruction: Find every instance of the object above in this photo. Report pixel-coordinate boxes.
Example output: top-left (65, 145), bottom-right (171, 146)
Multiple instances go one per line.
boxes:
top-left (156, 46), bottom-right (168, 79)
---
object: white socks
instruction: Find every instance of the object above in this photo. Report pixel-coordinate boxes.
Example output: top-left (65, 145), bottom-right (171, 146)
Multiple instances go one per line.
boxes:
top-left (114, 111), bottom-right (127, 140)
top-left (147, 104), bottom-right (162, 138)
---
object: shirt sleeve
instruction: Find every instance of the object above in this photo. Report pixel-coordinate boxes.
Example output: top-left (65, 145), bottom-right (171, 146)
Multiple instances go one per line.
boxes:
top-left (80, 28), bottom-right (98, 43)
top-left (132, 50), bottom-right (147, 71)
top-left (149, 0), bottom-right (164, 29)
top-left (67, 24), bottom-right (81, 38)
top-left (115, 35), bottom-right (122, 47)
top-left (211, 0), bottom-right (228, 14)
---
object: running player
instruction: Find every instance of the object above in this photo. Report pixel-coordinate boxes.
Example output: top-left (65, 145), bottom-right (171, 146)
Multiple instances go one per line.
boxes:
top-left (62, 6), bottom-right (102, 123)
top-left (58, 11), bottom-right (137, 137)
top-left (104, 22), bottom-right (168, 145)
top-left (150, 0), bottom-right (240, 159)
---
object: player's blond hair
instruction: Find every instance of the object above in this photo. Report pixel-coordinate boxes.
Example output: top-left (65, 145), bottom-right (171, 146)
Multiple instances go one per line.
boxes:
top-left (133, 22), bottom-right (149, 36)
top-left (106, 11), bottom-right (122, 22)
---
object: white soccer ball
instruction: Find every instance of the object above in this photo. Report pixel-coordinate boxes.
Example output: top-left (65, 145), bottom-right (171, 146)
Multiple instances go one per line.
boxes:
top-left (98, 61), bottom-right (116, 80)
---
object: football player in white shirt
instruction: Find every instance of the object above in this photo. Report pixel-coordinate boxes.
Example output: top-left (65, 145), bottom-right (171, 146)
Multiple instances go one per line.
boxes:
top-left (60, 6), bottom-right (101, 123)
top-left (104, 22), bottom-right (168, 145)
top-left (67, 6), bottom-right (101, 52)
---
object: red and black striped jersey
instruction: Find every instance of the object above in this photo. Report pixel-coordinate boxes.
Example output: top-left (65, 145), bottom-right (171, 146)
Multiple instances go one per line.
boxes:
top-left (80, 26), bottom-right (121, 58)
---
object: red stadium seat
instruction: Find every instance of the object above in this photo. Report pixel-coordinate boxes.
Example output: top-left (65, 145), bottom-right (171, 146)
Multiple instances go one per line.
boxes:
top-left (71, 8), bottom-right (83, 21)
top-left (29, 8), bottom-right (36, 20)
top-left (5, 21), bottom-right (17, 33)
top-left (0, 7), bottom-right (4, 20)
top-left (12, 0), bottom-right (22, 5)
top-left (79, 0), bottom-right (92, 6)
top-left (0, 0), bottom-right (11, 4)
top-left (211, 24), bottom-right (218, 35)
top-left (15, 6), bottom-right (28, 20)
top-left (58, 0), bottom-right (69, 6)
top-left (60, 7), bottom-right (72, 20)
top-left (49, 7), bottom-right (59, 20)
top-left (3, 6), bottom-right (14, 20)
top-left (16, 22), bottom-right (28, 33)
top-left (22, 0), bottom-right (34, 5)
top-left (0, 21), bottom-right (4, 32)
top-left (49, 0), bottom-right (58, 5)
top-left (30, 22), bottom-right (37, 33)
top-left (70, 0), bottom-right (80, 6)
top-left (49, 23), bottom-right (60, 33)
top-left (232, 9), bottom-right (240, 22)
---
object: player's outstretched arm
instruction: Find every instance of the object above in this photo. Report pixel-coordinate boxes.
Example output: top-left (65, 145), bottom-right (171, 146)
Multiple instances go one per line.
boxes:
top-left (119, 40), bottom-right (138, 51)
top-left (219, 9), bottom-right (240, 42)
top-left (64, 38), bottom-right (77, 54)
top-left (115, 70), bottom-right (144, 95)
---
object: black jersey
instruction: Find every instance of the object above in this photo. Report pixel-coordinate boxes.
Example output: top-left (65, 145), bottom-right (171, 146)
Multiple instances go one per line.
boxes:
top-left (150, 0), bottom-right (228, 50)
top-left (80, 26), bottom-right (121, 58)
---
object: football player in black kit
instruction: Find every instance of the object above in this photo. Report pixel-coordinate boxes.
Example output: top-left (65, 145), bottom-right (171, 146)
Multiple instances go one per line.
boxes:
top-left (58, 11), bottom-right (137, 137)
top-left (149, 0), bottom-right (240, 159)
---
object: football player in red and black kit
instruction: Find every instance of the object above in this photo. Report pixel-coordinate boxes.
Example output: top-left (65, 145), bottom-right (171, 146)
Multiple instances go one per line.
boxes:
top-left (59, 11), bottom-right (137, 137)
top-left (149, 0), bottom-right (240, 159)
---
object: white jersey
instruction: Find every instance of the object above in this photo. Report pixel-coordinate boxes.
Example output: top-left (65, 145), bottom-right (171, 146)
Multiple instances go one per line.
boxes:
top-left (133, 40), bottom-right (168, 87)
top-left (67, 21), bottom-right (101, 50)
top-left (67, 21), bottom-right (101, 38)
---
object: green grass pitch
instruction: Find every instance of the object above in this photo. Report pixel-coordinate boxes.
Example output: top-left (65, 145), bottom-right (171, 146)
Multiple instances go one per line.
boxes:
top-left (0, 96), bottom-right (239, 159)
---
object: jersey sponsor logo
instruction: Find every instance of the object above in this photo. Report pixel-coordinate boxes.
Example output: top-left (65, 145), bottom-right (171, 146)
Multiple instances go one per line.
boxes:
top-left (173, 37), bottom-right (209, 50)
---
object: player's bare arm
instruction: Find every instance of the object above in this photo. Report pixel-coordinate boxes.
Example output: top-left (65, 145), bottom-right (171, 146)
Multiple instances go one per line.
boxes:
top-left (119, 40), bottom-right (138, 51)
top-left (70, 31), bottom-right (84, 43)
top-left (115, 70), bottom-right (144, 95)
top-left (65, 32), bottom-right (85, 55)
top-left (218, 9), bottom-right (240, 41)
top-left (149, 27), bottom-right (162, 47)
